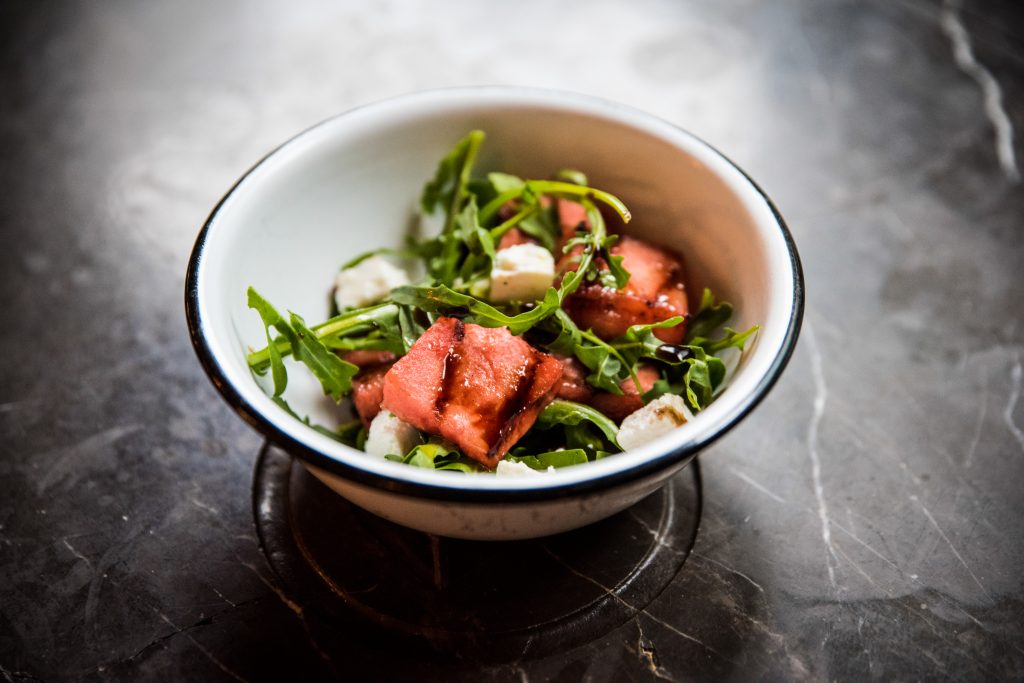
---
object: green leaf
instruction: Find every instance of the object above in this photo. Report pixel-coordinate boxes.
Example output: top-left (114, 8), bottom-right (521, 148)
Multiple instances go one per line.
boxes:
top-left (400, 442), bottom-right (485, 472)
top-left (389, 284), bottom-right (560, 335)
top-left (601, 252), bottom-right (631, 290)
top-left (516, 212), bottom-right (558, 251)
top-left (396, 305), bottom-right (425, 353)
top-left (508, 448), bottom-right (589, 470)
top-left (554, 168), bottom-right (588, 186)
top-left (612, 317), bottom-right (686, 368)
top-left (452, 196), bottom-right (496, 286)
top-left (420, 130), bottom-right (485, 222)
top-left (246, 287), bottom-right (294, 397)
top-left (696, 325), bottom-right (760, 354)
top-left (537, 399), bottom-right (620, 445)
top-left (339, 247), bottom-right (411, 271)
top-left (488, 171), bottom-right (525, 194)
top-left (544, 309), bottom-right (582, 356)
top-left (320, 334), bottom-right (404, 354)
top-left (685, 288), bottom-right (733, 342)
top-left (247, 303), bottom-right (399, 373)
top-left (573, 343), bottom-right (625, 394)
top-left (288, 312), bottom-right (359, 401)
top-left (481, 180), bottom-right (630, 226)
top-left (271, 396), bottom-right (351, 443)
top-left (682, 351), bottom-right (714, 411)
top-left (334, 419), bottom-right (366, 448)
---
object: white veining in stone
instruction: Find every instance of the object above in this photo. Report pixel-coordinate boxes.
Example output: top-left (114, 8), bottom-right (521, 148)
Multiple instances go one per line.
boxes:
top-left (939, 0), bottom-right (1020, 182)
top-left (543, 547), bottom-right (730, 663)
top-left (805, 325), bottom-right (839, 588)
top-left (36, 424), bottom-right (142, 494)
top-left (730, 468), bottom-right (787, 504)
top-left (910, 495), bottom-right (993, 603)
top-left (964, 364), bottom-right (989, 468)
top-left (154, 610), bottom-right (250, 682)
top-left (61, 538), bottom-right (93, 568)
top-left (211, 587), bottom-right (237, 608)
top-left (1004, 352), bottom-right (1024, 453)
top-left (692, 552), bottom-right (765, 593)
top-left (241, 560), bottom-right (335, 665)
top-left (635, 619), bottom-right (675, 682)
top-left (190, 497), bottom-right (219, 516)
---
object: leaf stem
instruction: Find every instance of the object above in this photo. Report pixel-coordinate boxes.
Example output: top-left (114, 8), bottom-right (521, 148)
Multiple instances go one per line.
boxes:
top-left (248, 303), bottom-right (398, 372)
top-left (488, 203), bottom-right (541, 240)
top-left (579, 329), bottom-right (643, 395)
top-left (479, 180), bottom-right (631, 226)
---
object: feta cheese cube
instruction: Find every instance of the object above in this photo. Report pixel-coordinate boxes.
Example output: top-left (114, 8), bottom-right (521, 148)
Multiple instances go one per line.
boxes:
top-left (617, 394), bottom-right (694, 451)
top-left (365, 410), bottom-right (421, 458)
top-left (495, 459), bottom-right (542, 476)
top-left (334, 256), bottom-right (409, 311)
top-left (489, 244), bottom-right (555, 303)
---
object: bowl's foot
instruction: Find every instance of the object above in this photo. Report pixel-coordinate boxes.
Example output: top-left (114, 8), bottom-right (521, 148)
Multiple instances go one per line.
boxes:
top-left (252, 443), bottom-right (702, 663)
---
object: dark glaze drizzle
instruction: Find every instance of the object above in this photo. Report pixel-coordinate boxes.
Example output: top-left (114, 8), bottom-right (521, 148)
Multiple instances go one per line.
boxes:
top-left (434, 319), bottom-right (465, 417)
top-left (656, 344), bottom-right (694, 364)
top-left (486, 357), bottom-right (541, 461)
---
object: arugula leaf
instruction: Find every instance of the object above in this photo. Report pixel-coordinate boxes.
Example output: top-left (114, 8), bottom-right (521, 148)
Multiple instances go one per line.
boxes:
top-left (602, 252), bottom-right (631, 290)
top-left (508, 449), bottom-right (589, 470)
top-left (554, 168), bottom-right (588, 186)
top-left (271, 395), bottom-right (351, 443)
top-left (685, 288), bottom-right (733, 342)
top-left (420, 130), bottom-right (485, 231)
top-left (516, 211), bottom-right (558, 251)
top-left (537, 399), bottom-right (620, 446)
top-left (320, 334), bottom-right (404, 354)
top-left (334, 419), bottom-right (366, 448)
top-left (612, 317), bottom-right (686, 367)
top-left (488, 171), bottom-right (525, 194)
top-left (396, 304), bottom-right (425, 353)
top-left (681, 349), bottom-right (713, 410)
top-left (247, 302), bottom-right (399, 372)
top-left (339, 247), bottom-right (411, 271)
top-left (544, 309), bottom-right (582, 356)
top-left (480, 180), bottom-right (631, 226)
top-left (695, 325), bottom-right (760, 354)
top-left (247, 287), bottom-right (291, 397)
top-left (288, 312), bottom-right (360, 401)
top-left (399, 442), bottom-right (485, 472)
top-left (573, 343), bottom-right (625, 394)
top-left (389, 284), bottom-right (561, 335)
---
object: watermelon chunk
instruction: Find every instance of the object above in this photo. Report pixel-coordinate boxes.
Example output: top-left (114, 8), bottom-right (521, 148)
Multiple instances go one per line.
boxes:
top-left (351, 364), bottom-right (390, 429)
top-left (562, 235), bottom-right (689, 343)
top-left (381, 318), bottom-right (563, 468)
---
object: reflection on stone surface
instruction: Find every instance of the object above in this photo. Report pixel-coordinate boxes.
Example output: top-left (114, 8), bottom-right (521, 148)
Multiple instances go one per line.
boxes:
top-left (253, 445), bottom-right (701, 664)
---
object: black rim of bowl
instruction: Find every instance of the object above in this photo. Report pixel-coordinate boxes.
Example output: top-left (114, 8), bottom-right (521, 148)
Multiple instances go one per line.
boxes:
top-left (184, 87), bottom-right (805, 504)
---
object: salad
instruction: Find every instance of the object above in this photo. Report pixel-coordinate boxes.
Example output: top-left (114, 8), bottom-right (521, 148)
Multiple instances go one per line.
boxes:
top-left (246, 130), bottom-right (757, 474)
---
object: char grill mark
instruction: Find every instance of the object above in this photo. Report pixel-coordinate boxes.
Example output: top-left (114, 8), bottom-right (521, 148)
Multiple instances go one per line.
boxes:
top-left (435, 319), bottom-right (465, 417)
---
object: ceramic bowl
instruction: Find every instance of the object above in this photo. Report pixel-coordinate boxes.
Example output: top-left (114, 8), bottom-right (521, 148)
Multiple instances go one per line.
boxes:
top-left (185, 87), bottom-right (803, 540)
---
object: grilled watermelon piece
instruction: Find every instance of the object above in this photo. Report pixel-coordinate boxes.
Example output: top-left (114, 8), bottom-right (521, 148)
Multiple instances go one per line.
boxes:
top-left (562, 235), bottom-right (688, 343)
top-left (351, 364), bottom-right (391, 429)
top-left (381, 318), bottom-right (563, 468)
top-left (341, 350), bottom-right (397, 368)
top-left (589, 364), bottom-right (661, 423)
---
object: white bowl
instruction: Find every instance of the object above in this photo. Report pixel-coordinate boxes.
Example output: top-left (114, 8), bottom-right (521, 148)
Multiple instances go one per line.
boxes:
top-left (185, 87), bottom-right (803, 540)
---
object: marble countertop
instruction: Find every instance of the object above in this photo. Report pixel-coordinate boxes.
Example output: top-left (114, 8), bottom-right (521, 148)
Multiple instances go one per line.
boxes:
top-left (2, 0), bottom-right (1022, 680)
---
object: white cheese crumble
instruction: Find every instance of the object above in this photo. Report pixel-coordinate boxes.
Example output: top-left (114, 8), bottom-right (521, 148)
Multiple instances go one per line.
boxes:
top-left (488, 243), bottom-right (555, 303)
top-left (617, 394), bottom-right (694, 451)
top-left (334, 256), bottom-right (409, 311)
top-left (365, 410), bottom-right (420, 458)
top-left (495, 460), bottom-right (543, 476)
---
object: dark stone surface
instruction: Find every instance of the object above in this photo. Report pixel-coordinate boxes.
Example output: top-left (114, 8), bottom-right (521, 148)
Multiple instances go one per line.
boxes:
top-left (1, 0), bottom-right (1022, 680)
